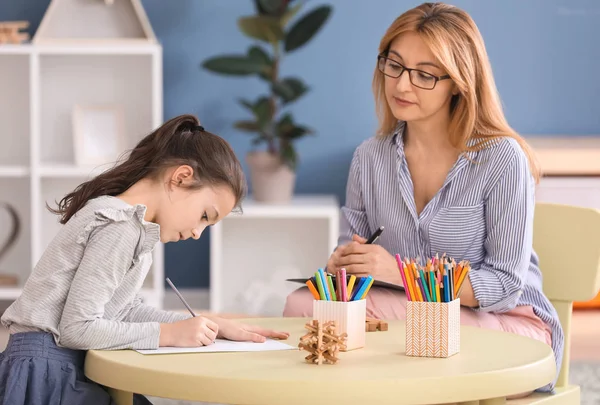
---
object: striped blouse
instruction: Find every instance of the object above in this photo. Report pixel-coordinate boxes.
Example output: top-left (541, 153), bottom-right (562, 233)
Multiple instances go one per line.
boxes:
top-left (339, 122), bottom-right (563, 393)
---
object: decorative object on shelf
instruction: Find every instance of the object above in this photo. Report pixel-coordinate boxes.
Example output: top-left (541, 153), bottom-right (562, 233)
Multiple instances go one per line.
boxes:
top-left (202, 0), bottom-right (332, 203)
top-left (72, 104), bottom-right (126, 167)
top-left (0, 21), bottom-right (30, 44)
top-left (365, 317), bottom-right (388, 332)
top-left (298, 320), bottom-right (347, 365)
top-left (33, 0), bottom-right (156, 44)
top-left (0, 202), bottom-right (21, 286)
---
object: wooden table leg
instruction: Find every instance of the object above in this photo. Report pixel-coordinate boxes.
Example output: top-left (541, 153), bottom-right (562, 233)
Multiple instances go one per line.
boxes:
top-left (480, 398), bottom-right (506, 405)
top-left (107, 388), bottom-right (133, 405)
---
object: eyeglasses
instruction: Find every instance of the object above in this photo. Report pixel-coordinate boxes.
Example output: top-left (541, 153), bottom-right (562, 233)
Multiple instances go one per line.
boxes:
top-left (377, 55), bottom-right (451, 90)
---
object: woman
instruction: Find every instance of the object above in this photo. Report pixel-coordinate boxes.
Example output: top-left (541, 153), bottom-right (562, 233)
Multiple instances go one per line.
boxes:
top-left (283, 2), bottom-right (562, 394)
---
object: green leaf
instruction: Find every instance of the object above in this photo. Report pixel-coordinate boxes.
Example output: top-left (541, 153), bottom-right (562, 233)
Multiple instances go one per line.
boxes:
top-left (258, 0), bottom-right (285, 15)
top-left (247, 46), bottom-right (274, 81)
top-left (280, 142), bottom-right (298, 169)
top-left (238, 98), bottom-right (255, 112)
top-left (234, 120), bottom-right (261, 133)
top-left (253, 97), bottom-right (272, 125)
top-left (287, 125), bottom-right (312, 138)
top-left (281, 2), bottom-right (302, 27)
top-left (248, 46), bottom-right (272, 65)
top-left (276, 113), bottom-right (294, 135)
top-left (238, 15), bottom-right (284, 44)
top-left (271, 77), bottom-right (308, 103)
top-left (284, 5), bottom-right (332, 52)
top-left (202, 55), bottom-right (265, 76)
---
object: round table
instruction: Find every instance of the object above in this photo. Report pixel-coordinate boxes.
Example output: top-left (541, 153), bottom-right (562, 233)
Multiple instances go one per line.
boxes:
top-left (84, 317), bottom-right (556, 405)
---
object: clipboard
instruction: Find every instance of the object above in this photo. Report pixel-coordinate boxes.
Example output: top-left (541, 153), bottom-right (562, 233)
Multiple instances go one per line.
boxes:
top-left (286, 277), bottom-right (405, 292)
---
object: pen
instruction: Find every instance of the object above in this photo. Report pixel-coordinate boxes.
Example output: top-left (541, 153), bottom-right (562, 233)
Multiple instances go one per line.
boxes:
top-left (166, 278), bottom-right (197, 317)
top-left (365, 226), bottom-right (384, 244)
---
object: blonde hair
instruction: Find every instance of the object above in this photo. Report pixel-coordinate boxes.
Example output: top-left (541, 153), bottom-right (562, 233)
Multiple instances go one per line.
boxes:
top-left (372, 2), bottom-right (541, 182)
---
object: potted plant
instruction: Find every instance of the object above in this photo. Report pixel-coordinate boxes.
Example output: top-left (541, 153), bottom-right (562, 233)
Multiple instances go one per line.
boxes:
top-left (202, 0), bottom-right (332, 203)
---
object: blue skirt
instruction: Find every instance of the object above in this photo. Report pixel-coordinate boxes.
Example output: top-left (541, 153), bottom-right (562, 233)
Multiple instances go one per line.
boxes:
top-left (0, 332), bottom-right (152, 405)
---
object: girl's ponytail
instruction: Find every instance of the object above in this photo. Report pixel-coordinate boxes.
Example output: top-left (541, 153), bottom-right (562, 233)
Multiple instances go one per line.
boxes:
top-left (49, 114), bottom-right (246, 224)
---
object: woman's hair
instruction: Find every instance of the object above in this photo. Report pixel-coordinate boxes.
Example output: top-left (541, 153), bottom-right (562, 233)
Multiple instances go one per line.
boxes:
top-left (49, 114), bottom-right (246, 224)
top-left (372, 2), bottom-right (541, 182)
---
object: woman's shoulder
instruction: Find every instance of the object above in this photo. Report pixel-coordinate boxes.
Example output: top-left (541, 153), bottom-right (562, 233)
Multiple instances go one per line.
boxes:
top-left (353, 135), bottom-right (397, 161)
top-left (474, 136), bottom-right (531, 174)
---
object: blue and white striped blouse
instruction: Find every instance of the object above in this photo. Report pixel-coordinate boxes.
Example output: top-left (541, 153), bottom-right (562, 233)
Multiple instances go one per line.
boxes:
top-left (339, 122), bottom-right (563, 393)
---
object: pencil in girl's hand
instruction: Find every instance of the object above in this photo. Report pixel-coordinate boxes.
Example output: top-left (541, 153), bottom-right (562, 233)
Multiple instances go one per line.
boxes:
top-left (166, 278), bottom-right (197, 317)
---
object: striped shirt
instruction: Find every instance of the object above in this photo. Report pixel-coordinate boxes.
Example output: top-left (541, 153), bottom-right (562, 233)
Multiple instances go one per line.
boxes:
top-left (339, 122), bottom-right (563, 393)
top-left (1, 196), bottom-right (188, 350)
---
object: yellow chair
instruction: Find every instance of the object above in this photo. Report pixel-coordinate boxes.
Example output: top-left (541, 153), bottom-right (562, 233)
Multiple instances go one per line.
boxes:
top-left (511, 203), bottom-right (600, 405)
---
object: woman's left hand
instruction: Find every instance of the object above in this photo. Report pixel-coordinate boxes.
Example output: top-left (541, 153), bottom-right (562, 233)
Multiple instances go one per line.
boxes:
top-left (334, 235), bottom-right (403, 285)
top-left (205, 317), bottom-right (290, 343)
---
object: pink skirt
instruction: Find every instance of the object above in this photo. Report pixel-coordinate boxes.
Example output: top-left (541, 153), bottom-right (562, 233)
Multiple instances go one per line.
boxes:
top-left (283, 287), bottom-right (552, 346)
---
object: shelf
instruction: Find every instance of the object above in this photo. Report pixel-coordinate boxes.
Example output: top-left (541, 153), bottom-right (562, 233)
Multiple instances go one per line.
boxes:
top-left (233, 195), bottom-right (340, 218)
top-left (0, 45), bottom-right (32, 55)
top-left (39, 53), bottom-right (153, 166)
top-left (0, 53), bottom-right (30, 166)
top-left (36, 42), bottom-right (160, 55)
top-left (39, 164), bottom-right (110, 178)
top-left (0, 166), bottom-right (29, 177)
top-left (0, 288), bottom-right (24, 300)
top-left (526, 136), bottom-right (600, 176)
top-left (0, 178), bottom-right (32, 285)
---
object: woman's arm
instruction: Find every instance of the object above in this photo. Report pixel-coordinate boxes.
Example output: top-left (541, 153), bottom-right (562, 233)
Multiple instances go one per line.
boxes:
top-left (464, 149), bottom-right (535, 312)
top-left (339, 148), bottom-right (371, 245)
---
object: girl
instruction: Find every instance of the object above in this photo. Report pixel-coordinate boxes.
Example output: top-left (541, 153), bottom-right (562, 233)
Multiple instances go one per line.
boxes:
top-left (0, 114), bottom-right (289, 405)
top-left (283, 2), bottom-right (563, 395)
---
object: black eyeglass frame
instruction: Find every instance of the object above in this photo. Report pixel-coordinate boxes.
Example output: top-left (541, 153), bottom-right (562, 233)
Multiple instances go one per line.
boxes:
top-left (377, 54), bottom-right (451, 90)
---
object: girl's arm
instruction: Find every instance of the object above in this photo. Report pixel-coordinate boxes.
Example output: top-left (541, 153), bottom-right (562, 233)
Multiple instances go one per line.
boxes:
top-left (464, 149), bottom-right (534, 312)
top-left (58, 220), bottom-right (166, 350)
top-left (123, 295), bottom-right (191, 324)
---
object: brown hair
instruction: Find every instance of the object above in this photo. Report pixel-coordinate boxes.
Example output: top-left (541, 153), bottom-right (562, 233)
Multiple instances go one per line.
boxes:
top-left (372, 2), bottom-right (541, 182)
top-left (49, 114), bottom-right (246, 224)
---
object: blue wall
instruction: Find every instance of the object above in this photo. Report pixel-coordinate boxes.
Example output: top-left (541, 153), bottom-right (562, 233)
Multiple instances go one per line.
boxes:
top-left (2, 0), bottom-right (599, 288)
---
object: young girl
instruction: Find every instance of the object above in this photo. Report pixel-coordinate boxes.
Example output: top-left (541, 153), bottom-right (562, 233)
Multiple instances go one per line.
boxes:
top-left (283, 2), bottom-right (563, 395)
top-left (0, 114), bottom-right (289, 404)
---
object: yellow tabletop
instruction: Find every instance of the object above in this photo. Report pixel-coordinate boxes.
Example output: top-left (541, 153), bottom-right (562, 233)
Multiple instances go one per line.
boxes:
top-left (84, 317), bottom-right (556, 405)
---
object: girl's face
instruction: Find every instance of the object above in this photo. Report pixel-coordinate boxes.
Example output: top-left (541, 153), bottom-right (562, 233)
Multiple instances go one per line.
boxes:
top-left (382, 31), bottom-right (456, 124)
top-left (156, 166), bottom-right (236, 243)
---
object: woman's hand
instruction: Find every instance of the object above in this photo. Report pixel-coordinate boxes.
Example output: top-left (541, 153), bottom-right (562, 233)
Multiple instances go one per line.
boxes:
top-left (160, 316), bottom-right (218, 347)
top-left (328, 235), bottom-right (403, 285)
top-left (206, 317), bottom-right (290, 343)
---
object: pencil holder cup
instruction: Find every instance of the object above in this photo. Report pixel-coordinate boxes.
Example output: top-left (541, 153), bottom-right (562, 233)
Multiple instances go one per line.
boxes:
top-left (405, 298), bottom-right (460, 358)
top-left (313, 299), bottom-right (366, 351)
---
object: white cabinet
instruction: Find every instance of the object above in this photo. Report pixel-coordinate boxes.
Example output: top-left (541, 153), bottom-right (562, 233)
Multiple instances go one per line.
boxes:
top-left (210, 195), bottom-right (340, 316)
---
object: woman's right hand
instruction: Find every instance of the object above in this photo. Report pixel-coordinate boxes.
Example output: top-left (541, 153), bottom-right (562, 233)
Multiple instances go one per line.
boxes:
top-left (159, 316), bottom-right (219, 347)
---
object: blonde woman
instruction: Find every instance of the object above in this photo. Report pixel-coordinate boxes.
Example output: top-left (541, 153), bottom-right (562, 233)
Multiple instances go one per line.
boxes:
top-left (284, 2), bottom-right (562, 394)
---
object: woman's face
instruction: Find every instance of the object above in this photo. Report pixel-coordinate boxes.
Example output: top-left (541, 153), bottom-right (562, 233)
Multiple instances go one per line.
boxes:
top-left (382, 31), bottom-right (456, 124)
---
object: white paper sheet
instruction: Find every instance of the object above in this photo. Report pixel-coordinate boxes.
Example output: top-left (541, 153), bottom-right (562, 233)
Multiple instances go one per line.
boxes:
top-left (135, 339), bottom-right (297, 355)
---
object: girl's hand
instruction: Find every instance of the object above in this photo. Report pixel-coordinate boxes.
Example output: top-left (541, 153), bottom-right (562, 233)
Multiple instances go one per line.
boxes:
top-left (160, 316), bottom-right (218, 347)
top-left (207, 317), bottom-right (290, 343)
top-left (332, 235), bottom-right (403, 285)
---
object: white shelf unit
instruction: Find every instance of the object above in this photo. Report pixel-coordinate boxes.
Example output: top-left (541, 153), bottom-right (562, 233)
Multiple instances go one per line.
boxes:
top-left (0, 43), bottom-right (164, 308)
top-left (536, 177), bottom-right (600, 210)
top-left (210, 195), bottom-right (340, 316)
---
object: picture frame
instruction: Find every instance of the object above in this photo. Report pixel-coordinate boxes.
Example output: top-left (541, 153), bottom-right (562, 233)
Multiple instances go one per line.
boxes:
top-left (72, 104), bottom-right (126, 167)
